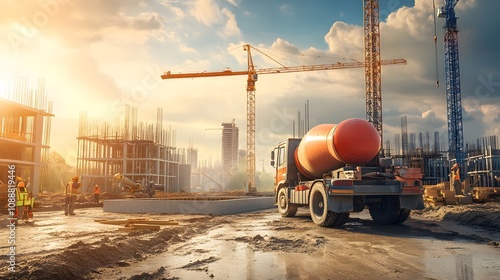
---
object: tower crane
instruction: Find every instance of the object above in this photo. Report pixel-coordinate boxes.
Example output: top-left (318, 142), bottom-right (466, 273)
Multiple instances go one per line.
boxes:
top-left (161, 44), bottom-right (406, 192)
top-left (436, 0), bottom-right (465, 166)
top-left (363, 0), bottom-right (383, 150)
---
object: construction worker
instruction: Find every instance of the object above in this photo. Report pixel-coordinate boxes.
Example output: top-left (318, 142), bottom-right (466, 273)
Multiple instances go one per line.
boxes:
top-left (93, 184), bottom-right (100, 204)
top-left (15, 181), bottom-right (31, 223)
top-left (64, 176), bottom-right (81, 215)
top-left (450, 163), bottom-right (462, 195)
top-left (25, 187), bottom-right (35, 221)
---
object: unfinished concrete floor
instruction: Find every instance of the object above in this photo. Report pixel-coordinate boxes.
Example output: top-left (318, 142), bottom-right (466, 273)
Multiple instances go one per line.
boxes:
top-left (103, 196), bottom-right (275, 215)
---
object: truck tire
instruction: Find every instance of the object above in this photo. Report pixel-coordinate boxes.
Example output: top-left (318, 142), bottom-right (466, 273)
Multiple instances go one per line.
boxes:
top-left (393, 209), bottom-right (411, 224)
top-left (332, 212), bottom-right (350, 227)
top-left (309, 183), bottom-right (347, 227)
top-left (277, 188), bottom-right (297, 217)
top-left (368, 196), bottom-right (400, 225)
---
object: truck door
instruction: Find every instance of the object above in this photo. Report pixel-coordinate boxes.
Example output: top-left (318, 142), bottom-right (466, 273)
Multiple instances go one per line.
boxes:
top-left (275, 143), bottom-right (287, 188)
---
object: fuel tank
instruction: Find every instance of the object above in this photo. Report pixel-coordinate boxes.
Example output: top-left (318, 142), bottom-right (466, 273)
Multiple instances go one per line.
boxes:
top-left (294, 118), bottom-right (380, 178)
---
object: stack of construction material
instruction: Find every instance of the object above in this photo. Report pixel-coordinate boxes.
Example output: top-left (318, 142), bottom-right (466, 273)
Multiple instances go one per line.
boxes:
top-left (423, 182), bottom-right (456, 206)
top-left (440, 182), bottom-right (458, 205)
top-left (472, 187), bottom-right (500, 202)
top-left (423, 185), bottom-right (444, 206)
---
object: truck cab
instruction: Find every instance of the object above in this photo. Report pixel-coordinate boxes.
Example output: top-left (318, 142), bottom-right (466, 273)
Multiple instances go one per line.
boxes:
top-left (271, 138), bottom-right (301, 191)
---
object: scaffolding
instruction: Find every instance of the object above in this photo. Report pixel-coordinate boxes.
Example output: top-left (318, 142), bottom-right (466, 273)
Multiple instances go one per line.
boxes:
top-left (466, 136), bottom-right (500, 187)
top-left (76, 106), bottom-right (183, 193)
top-left (0, 77), bottom-right (53, 196)
top-left (389, 115), bottom-right (500, 188)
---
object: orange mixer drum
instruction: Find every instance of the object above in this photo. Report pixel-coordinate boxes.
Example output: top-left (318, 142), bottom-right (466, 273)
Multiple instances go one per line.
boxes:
top-left (294, 118), bottom-right (381, 178)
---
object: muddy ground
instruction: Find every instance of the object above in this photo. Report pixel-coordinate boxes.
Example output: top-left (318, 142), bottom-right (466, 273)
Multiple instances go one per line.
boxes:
top-left (0, 198), bottom-right (499, 280)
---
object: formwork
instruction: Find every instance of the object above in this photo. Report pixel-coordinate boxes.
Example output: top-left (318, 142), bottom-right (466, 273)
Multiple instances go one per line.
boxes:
top-left (103, 196), bottom-right (275, 215)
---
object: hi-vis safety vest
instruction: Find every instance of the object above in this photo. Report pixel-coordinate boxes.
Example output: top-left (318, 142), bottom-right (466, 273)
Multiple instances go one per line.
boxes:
top-left (16, 186), bottom-right (29, 207)
top-left (93, 186), bottom-right (100, 195)
top-left (66, 181), bottom-right (81, 197)
top-left (452, 168), bottom-right (460, 181)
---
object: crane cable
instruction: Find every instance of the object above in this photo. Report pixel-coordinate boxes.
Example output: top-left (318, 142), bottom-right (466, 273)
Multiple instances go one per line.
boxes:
top-left (433, 0), bottom-right (440, 88)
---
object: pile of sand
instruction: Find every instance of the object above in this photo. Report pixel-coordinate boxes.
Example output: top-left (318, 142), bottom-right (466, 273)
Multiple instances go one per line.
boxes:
top-left (413, 202), bottom-right (500, 230)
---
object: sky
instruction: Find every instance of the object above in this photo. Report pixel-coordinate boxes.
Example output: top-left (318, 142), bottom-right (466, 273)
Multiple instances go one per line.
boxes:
top-left (0, 0), bottom-right (499, 172)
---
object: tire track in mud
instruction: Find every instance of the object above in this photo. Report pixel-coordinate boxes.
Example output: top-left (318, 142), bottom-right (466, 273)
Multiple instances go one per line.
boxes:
top-left (0, 216), bottom-right (215, 280)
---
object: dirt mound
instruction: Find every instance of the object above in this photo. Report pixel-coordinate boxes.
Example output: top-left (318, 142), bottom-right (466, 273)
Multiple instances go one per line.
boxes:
top-left (413, 202), bottom-right (500, 230)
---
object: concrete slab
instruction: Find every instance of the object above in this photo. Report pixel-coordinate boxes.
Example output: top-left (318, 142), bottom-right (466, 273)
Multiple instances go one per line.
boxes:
top-left (103, 196), bottom-right (275, 215)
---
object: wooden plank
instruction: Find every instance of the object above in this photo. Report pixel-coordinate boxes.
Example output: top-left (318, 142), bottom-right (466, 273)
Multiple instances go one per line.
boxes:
top-left (117, 227), bottom-right (135, 232)
top-left (97, 220), bottom-right (132, 225)
top-left (128, 221), bottom-right (179, 225)
top-left (128, 224), bottom-right (161, 230)
top-left (97, 219), bottom-right (179, 226)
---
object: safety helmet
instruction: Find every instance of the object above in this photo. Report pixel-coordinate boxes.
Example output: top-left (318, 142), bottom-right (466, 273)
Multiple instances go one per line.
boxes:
top-left (72, 176), bottom-right (79, 181)
top-left (18, 182), bottom-right (25, 187)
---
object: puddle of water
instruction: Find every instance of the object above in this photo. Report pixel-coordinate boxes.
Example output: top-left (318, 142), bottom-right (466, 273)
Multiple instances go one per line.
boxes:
top-left (423, 239), bottom-right (500, 279)
top-left (101, 223), bottom-right (289, 279)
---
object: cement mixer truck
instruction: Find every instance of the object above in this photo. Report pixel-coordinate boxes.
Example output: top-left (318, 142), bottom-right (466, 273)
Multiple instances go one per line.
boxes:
top-left (271, 118), bottom-right (424, 227)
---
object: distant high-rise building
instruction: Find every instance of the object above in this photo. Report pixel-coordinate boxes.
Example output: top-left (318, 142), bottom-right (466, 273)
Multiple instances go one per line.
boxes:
top-left (221, 119), bottom-right (239, 171)
top-left (187, 147), bottom-right (198, 171)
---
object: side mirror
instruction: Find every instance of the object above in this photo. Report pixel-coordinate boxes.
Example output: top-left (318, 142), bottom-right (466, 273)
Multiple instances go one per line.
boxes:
top-left (270, 160), bottom-right (275, 167)
top-left (271, 150), bottom-right (275, 161)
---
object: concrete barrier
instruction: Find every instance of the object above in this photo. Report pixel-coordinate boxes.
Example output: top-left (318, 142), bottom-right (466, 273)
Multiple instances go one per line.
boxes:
top-left (103, 196), bottom-right (275, 215)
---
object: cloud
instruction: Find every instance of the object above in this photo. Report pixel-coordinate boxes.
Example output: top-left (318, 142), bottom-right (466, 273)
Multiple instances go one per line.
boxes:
top-left (226, 0), bottom-right (238, 7)
top-left (222, 8), bottom-right (241, 37)
top-left (280, 5), bottom-right (293, 15)
top-left (130, 12), bottom-right (164, 30)
top-left (190, 0), bottom-right (223, 26)
top-left (324, 22), bottom-right (363, 59)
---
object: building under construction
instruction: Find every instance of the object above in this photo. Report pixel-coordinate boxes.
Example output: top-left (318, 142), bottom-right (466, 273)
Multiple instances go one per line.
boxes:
top-left (0, 77), bottom-right (53, 196)
top-left (466, 136), bottom-right (500, 187)
top-left (387, 116), bottom-right (500, 188)
top-left (76, 106), bottom-right (188, 193)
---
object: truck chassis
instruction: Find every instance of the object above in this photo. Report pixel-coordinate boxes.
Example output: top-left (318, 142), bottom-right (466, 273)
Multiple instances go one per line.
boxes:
top-left (275, 167), bottom-right (425, 227)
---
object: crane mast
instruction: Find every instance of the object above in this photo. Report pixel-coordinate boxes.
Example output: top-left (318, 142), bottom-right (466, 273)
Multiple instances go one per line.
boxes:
top-left (363, 0), bottom-right (383, 150)
top-left (438, 0), bottom-right (464, 165)
top-left (244, 44), bottom-right (257, 192)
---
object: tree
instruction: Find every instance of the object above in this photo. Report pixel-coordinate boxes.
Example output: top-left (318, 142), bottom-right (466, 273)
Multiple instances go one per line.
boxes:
top-left (42, 151), bottom-right (75, 193)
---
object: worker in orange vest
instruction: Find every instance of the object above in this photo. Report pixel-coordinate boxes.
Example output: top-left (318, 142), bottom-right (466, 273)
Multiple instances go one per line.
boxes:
top-left (64, 176), bottom-right (81, 215)
top-left (93, 184), bottom-right (100, 204)
top-left (450, 163), bottom-right (462, 195)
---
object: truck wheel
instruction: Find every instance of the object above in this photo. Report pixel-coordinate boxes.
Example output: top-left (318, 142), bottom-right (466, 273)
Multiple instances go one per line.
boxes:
top-left (309, 183), bottom-right (346, 227)
top-left (332, 212), bottom-right (350, 227)
top-left (393, 209), bottom-right (411, 224)
top-left (369, 196), bottom-right (400, 225)
top-left (277, 188), bottom-right (297, 217)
